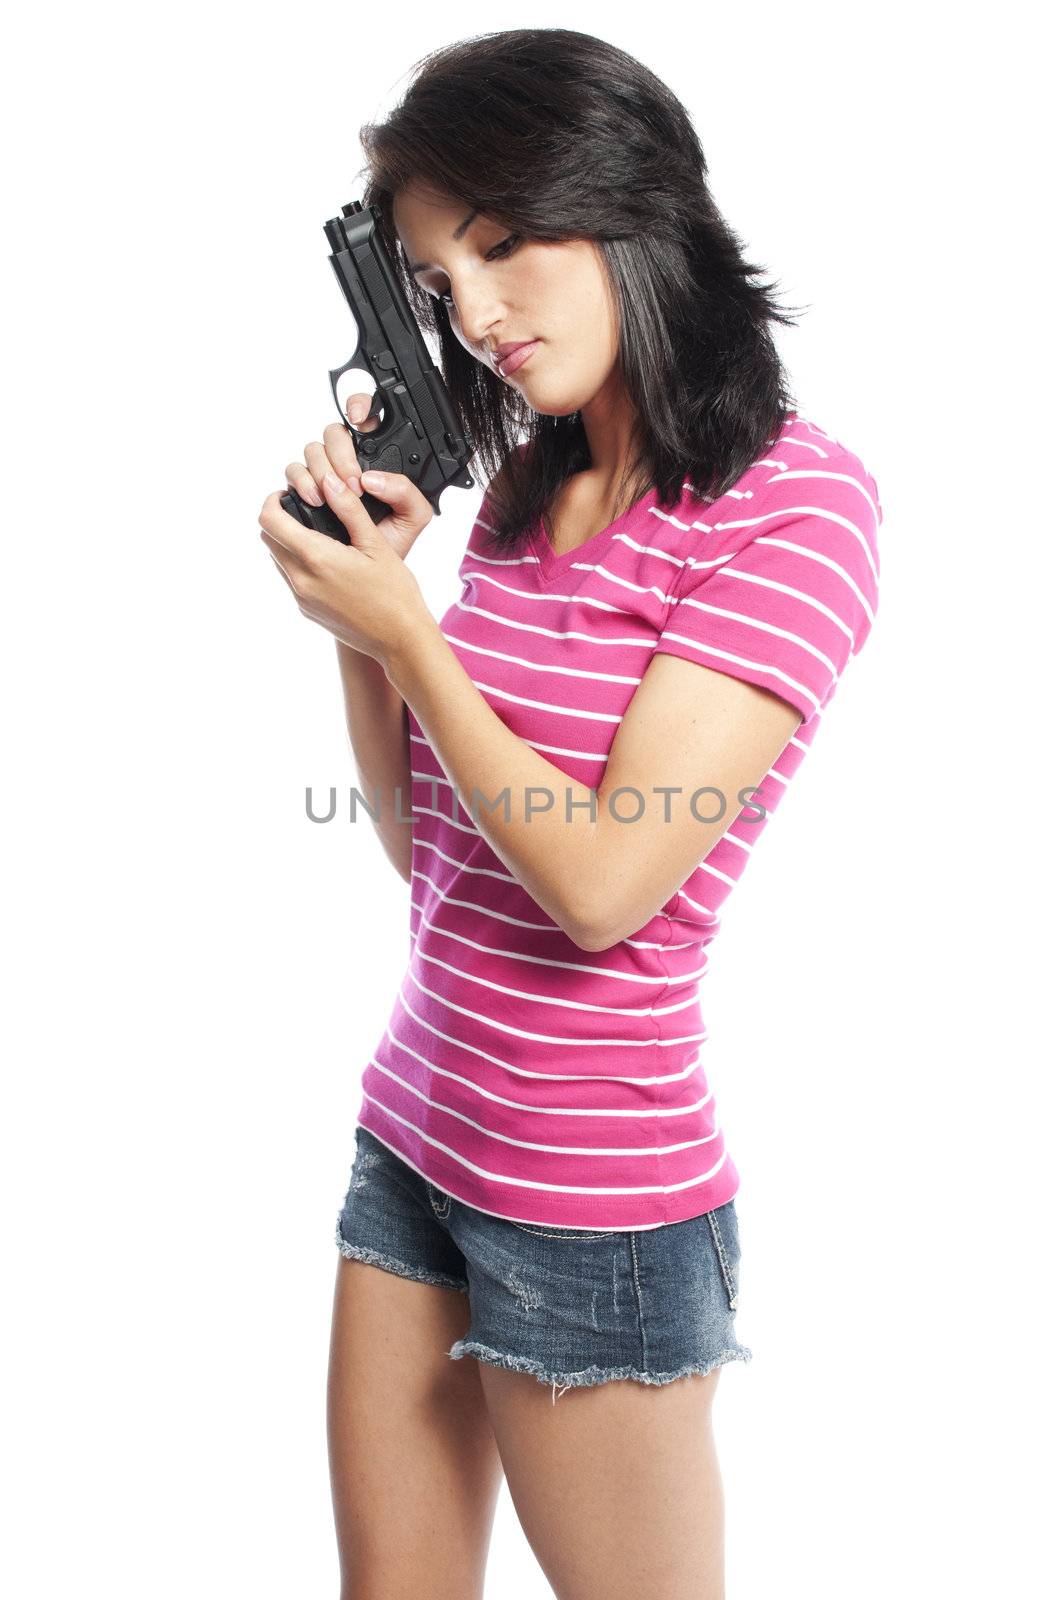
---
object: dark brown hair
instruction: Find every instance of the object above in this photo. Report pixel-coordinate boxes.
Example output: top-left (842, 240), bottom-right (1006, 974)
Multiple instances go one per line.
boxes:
top-left (354, 28), bottom-right (804, 552)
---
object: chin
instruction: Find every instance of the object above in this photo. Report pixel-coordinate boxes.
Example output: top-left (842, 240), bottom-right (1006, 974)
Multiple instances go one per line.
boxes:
top-left (524, 399), bottom-right (572, 418)
top-left (518, 382), bottom-right (586, 417)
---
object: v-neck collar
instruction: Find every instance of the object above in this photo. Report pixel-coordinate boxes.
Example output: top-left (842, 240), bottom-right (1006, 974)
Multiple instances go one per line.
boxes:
top-left (530, 485), bottom-right (659, 581)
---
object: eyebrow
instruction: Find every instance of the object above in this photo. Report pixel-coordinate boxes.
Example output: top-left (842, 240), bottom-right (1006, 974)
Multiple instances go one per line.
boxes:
top-left (406, 208), bottom-right (479, 275)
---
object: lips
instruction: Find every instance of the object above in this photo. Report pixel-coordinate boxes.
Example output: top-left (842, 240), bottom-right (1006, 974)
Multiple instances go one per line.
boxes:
top-left (494, 340), bottom-right (540, 377)
top-left (492, 340), bottom-right (537, 362)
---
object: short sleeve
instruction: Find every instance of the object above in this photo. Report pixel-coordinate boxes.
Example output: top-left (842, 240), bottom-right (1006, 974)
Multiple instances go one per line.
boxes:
top-left (653, 459), bottom-right (882, 725)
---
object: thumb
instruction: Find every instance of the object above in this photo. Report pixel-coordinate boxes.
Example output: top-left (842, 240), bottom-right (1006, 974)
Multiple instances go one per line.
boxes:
top-left (353, 468), bottom-right (434, 548)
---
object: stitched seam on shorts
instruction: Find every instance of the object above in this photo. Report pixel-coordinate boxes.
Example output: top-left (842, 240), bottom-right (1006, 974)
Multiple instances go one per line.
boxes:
top-left (509, 1222), bottom-right (618, 1240)
top-left (706, 1208), bottom-right (738, 1310)
top-left (628, 1233), bottom-right (648, 1368)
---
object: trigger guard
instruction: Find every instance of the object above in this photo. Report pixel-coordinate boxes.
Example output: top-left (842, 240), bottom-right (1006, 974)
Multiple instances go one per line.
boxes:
top-left (329, 355), bottom-right (384, 429)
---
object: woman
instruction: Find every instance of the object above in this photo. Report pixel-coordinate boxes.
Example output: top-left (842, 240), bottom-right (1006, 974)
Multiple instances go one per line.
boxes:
top-left (259, 28), bottom-right (882, 1600)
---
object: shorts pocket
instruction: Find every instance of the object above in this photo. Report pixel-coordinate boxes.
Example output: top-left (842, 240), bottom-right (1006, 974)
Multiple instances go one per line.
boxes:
top-left (508, 1221), bottom-right (622, 1241)
top-left (705, 1198), bottom-right (742, 1311)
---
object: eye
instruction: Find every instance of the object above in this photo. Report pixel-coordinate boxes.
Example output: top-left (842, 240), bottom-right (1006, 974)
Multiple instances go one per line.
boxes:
top-left (487, 231), bottom-right (522, 261)
top-left (437, 233), bottom-right (522, 309)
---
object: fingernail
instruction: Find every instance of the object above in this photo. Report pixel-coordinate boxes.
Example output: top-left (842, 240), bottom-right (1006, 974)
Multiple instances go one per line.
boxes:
top-left (304, 484), bottom-right (324, 506)
top-left (361, 471), bottom-right (383, 490)
top-left (347, 397), bottom-right (369, 422)
top-left (323, 471), bottom-right (345, 495)
top-left (346, 474), bottom-right (363, 496)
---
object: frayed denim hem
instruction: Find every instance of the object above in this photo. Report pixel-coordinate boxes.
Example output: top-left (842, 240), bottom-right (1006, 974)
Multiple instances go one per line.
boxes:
top-left (448, 1337), bottom-right (753, 1404)
top-left (335, 1221), bottom-right (469, 1294)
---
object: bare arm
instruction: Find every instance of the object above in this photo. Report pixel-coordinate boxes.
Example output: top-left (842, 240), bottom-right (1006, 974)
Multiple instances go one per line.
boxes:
top-left (384, 617), bottom-right (800, 950)
top-left (336, 640), bottom-right (414, 884)
top-left (285, 391), bottom-right (419, 884)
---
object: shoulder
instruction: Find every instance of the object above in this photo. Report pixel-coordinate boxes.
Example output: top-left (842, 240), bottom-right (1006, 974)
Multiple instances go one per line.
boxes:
top-left (679, 414), bottom-right (883, 614)
top-left (747, 413), bottom-right (883, 551)
top-left (653, 415), bottom-right (884, 721)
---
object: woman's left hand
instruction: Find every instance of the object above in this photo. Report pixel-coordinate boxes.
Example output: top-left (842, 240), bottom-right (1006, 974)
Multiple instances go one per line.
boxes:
top-left (258, 464), bottom-right (430, 668)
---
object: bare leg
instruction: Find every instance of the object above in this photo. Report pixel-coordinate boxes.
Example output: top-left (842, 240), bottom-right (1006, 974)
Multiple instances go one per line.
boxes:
top-left (476, 1363), bottom-right (726, 1600)
top-left (327, 1256), bottom-right (504, 1600)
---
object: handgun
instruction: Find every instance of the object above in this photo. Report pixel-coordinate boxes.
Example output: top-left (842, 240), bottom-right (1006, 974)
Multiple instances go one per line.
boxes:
top-left (280, 200), bottom-right (476, 543)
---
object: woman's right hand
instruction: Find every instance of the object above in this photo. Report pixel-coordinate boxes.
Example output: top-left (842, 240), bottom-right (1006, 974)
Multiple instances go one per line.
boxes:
top-left (283, 392), bottom-right (435, 562)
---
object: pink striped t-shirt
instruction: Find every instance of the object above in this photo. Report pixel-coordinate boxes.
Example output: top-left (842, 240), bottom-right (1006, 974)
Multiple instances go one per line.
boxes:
top-left (355, 411), bottom-right (883, 1230)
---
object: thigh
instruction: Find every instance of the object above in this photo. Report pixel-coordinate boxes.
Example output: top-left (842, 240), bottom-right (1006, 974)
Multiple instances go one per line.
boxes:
top-left (478, 1362), bottom-right (725, 1600)
top-left (327, 1255), bottom-right (504, 1600)
top-left (441, 1197), bottom-right (752, 1599)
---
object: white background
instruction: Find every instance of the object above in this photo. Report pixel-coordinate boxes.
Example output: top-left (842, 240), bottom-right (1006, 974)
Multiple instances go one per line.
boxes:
top-left (4, 3), bottom-right (1059, 1595)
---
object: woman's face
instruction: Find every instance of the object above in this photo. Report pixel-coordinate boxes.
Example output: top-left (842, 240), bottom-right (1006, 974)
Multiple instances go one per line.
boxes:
top-left (390, 183), bottom-right (621, 417)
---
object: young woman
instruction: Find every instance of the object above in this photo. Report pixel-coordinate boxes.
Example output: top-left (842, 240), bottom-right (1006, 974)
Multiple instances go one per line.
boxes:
top-left (259, 28), bottom-right (882, 1600)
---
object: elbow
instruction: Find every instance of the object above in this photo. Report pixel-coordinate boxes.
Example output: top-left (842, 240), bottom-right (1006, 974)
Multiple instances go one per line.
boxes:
top-left (563, 893), bottom-right (623, 953)
top-left (565, 880), bottom-right (657, 951)
top-left (573, 922), bottom-right (626, 953)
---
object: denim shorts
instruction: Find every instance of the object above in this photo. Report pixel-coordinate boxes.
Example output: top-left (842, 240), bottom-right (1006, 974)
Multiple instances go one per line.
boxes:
top-left (334, 1124), bottom-right (753, 1401)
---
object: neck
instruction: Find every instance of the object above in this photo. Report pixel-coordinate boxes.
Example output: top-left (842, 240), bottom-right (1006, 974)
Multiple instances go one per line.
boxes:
top-left (578, 366), bottom-right (643, 498)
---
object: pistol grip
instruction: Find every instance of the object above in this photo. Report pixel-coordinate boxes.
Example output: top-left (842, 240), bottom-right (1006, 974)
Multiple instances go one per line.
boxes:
top-left (278, 484), bottom-right (391, 542)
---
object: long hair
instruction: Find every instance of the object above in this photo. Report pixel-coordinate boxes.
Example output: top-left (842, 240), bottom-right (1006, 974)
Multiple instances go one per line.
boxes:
top-left (355, 28), bottom-right (805, 553)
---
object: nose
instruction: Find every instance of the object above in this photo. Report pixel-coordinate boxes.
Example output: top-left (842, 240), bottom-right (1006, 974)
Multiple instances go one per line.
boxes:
top-left (448, 283), bottom-right (505, 358)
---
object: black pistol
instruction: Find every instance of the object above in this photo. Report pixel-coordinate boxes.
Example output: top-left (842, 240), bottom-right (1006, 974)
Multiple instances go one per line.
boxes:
top-left (280, 200), bottom-right (476, 542)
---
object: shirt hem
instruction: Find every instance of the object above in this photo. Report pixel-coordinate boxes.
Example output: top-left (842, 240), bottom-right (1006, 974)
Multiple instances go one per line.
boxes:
top-left (355, 1110), bottom-right (741, 1233)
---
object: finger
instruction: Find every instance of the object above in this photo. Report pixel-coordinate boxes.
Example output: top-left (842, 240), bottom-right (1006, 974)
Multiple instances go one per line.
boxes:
top-left (284, 460), bottom-right (326, 508)
top-left (305, 440), bottom-right (362, 501)
top-left (319, 469), bottom-right (381, 546)
top-left (259, 490), bottom-right (325, 565)
top-left (313, 395), bottom-right (381, 495)
top-left (347, 468), bottom-right (434, 542)
top-left (346, 392), bottom-right (381, 432)
top-left (322, 421), bottom-right (364, 482)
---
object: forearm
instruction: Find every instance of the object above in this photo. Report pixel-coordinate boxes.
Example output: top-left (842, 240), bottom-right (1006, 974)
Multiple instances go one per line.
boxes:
top-left (384, 612), bottom-right (603, 944)
top-left (336, 639), bottom-right (413, 882)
